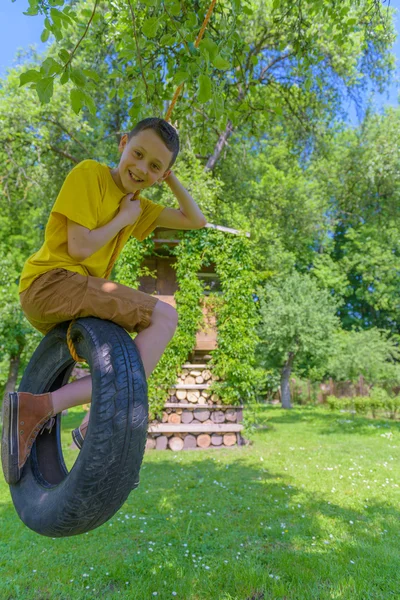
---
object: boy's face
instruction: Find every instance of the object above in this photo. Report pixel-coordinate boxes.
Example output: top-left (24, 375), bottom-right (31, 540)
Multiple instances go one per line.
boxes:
top-left (116, 129), bottom-right (173, 193)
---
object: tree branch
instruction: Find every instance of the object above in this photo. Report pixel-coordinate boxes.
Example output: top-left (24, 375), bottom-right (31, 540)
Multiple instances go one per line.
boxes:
top-left (42, 118), bottom-right (91, 154)
top-left (127, 0), bottom-right (151, 107)
top-left (49, 146), bottom-right (80, 164)
top-left (63, 0), bottom-right (99, 71)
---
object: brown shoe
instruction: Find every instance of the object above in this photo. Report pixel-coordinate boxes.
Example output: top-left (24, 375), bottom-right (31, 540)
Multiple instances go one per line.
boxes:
top-left (71, 421), bottom-right (88, 450)
top-left (1, 391), bottom-right (54, 485)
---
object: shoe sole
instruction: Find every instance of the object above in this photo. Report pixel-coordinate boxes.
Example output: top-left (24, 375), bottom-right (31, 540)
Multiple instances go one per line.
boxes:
top-left (1, 392), bottom-right (20, 485)
top-left (71, 428), bottom-right (84, 450)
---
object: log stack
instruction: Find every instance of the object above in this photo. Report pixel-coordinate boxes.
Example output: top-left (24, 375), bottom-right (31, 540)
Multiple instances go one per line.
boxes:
top-left (146, 362), bottom-right (245, 451)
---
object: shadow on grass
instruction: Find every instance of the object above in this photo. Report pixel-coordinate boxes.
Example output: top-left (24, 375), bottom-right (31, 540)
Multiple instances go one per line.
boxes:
top-left (0, 408), bottom-right (399, 598)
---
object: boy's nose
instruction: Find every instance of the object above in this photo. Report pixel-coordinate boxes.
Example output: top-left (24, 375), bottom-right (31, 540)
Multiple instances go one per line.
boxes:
top-left (137, 163), bottom-right (147, 177)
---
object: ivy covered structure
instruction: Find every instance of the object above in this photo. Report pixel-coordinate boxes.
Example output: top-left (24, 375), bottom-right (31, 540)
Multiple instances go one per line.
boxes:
top-left (114, 224), bottom-right (262, 450)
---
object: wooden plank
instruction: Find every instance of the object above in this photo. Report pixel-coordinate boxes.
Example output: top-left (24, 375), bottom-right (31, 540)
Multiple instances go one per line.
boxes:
top-left (164, 403), bottom-right (244, 409)
top-left (148, 423), bottom-right (243, 433)
top-left (182, 364), bottom-right (209, 369)
top-left (173, 384), bottom-right (211, 390)
top-left (204, 223), bottom-right (251, 238)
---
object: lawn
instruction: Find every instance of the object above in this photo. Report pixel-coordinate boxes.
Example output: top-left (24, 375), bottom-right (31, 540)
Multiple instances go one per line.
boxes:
top-left (0, 403), bottom-right (399, 599)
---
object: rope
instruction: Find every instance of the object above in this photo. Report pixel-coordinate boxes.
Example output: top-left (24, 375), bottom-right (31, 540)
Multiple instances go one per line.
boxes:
top-left (67, 0), bottom-right (218, 363)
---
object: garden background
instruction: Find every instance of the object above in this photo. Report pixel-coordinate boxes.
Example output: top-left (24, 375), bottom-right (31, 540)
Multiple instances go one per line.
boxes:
top-left (0, 1), bottom-right (400, 598)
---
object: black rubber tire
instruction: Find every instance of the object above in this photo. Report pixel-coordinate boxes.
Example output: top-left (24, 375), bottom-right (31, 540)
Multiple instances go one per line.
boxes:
top-left (9, 317), bottom-right (148, 538)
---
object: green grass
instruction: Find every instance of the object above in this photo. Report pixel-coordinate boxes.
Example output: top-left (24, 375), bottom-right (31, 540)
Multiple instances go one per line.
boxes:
top-left (1, 404), bottom-right (400, 599)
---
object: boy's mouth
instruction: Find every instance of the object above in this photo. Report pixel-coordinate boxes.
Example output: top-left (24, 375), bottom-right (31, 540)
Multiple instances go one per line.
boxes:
top-left (128, 170), bottom-right (144, 184)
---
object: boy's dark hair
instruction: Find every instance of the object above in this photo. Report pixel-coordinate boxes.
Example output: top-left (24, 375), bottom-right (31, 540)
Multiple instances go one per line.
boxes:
top-left (127, 117), bottom-right (179, 171)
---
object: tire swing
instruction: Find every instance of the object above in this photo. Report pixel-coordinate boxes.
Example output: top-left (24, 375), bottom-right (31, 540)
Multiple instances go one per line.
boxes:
top-left (8, 0), bottom-right (218, 538)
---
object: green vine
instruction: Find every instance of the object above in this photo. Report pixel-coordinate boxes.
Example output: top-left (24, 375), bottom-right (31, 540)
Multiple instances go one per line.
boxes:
top-left (115, 228), bottom-right (264, 420)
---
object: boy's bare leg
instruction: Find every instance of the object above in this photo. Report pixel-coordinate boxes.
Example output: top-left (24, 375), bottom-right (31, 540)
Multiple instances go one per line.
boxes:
top-left (52, 301), bottom-right (177, 418)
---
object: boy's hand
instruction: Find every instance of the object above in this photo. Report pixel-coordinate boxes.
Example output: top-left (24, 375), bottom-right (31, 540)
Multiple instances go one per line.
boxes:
top-left (118, 193), bottom-right (142, 226)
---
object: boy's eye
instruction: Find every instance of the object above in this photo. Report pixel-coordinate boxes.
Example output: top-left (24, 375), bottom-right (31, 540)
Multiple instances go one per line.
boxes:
top-left (134, 150), bottom-right (159, 170)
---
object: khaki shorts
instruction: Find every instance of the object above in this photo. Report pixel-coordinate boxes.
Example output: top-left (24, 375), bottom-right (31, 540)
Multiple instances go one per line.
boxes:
top-left (19, 268), bottom-right (159, 336)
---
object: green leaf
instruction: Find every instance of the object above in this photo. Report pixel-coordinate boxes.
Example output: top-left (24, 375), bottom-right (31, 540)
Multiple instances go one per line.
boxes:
top-left (23, 7), bottom-right (39, 16)
top-left (83, 91), bottom-right (96, 116)
top-left (142, 17), bottom-right (160, 38)
top-left (128, 104), bottom-right (141, 119)
top-left (36, 77), bottom-right (54, 104)
top-left (212, 54), bottom-right (231, 70)
top-left (160, 34), bottom-right (175, 45)
top-left (40, 58), bottom-right (63, 76)
top-left (198, 74), bottom-right (212, 103)
top-left (186, 12), bottom-right (197, 28)
top-left (70, 88), bottom-right (85, 114)
top-left (70, 68), bottom-right (87, 87)
top-left (50, 7), bottom-right (62, 26)
top-left (170, 2), bottom-right (181, 16)
top-left (142, 0), bottom-right (157, 5)
top-left (199, 38), bottom-right (218, 60)
top-left (50, 7), bottom-right (71, 25)
top-left (58, 49), bottom-right (70, 63)
top-left (173, 71), bottom-right (190, 84)
top-left (40, 29), bottom-right (50, 43)
top-left (304, 77), bottom-right (312, 91)
top-left (19, 69), bottom-right (41, 87)
top-left (60, 70), bottom-right (69, 85)
top-left (187, 41), bottom-right (198, 56)
top-left (82, 69), bottom-right (100, 83)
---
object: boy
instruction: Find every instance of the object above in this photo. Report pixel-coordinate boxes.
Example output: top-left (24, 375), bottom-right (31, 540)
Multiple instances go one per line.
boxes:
top-left (1, 117), bottom-right (207, 485)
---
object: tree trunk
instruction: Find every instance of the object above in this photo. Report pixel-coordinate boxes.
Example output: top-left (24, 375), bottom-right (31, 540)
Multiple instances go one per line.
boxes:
top-left (2, 354), bottom-right (21, 409)
top-left (280, 352), bottom-right (295, 409)
top-left (205, 120), bottom-right (235, 171)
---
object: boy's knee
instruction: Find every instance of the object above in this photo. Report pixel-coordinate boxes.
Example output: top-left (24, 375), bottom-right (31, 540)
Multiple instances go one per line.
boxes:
top-left (152, 300), bottom-right (178, 330)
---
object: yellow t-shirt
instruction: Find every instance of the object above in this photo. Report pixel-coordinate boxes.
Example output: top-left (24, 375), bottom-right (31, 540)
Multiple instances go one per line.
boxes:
top-left (18, 159), bottom-right (165, 294)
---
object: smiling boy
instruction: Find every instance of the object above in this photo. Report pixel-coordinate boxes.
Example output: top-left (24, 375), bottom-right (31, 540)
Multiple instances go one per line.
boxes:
top-left (1, 117), bottom-right (207, 485)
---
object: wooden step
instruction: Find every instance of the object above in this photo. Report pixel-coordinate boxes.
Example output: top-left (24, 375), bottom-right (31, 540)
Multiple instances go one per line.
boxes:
top-left (164, 403), bottom-right (243, 409)
top-left (182, 364), bottom-right (210, 369)
top-left (148, 423), bottom-right (243, 433)
top-left (173, 383), bottom-right (211, 390)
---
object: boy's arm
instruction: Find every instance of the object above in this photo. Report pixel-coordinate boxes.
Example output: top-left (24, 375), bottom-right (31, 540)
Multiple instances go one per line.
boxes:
top-left (153, 172), bottom-right (207, 230)
top-left (68, 212), bottom-right (127, 261)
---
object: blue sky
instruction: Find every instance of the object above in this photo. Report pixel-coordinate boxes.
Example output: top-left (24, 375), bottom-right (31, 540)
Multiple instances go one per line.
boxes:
top-left (1, 0), bottom-right (399, 125)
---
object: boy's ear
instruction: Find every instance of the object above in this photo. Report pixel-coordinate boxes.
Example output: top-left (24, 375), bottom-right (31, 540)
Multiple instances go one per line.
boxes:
top-left (118, 133), bottom-right (128, 153)
top-left (161, 170), bottom-right (172, 181)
